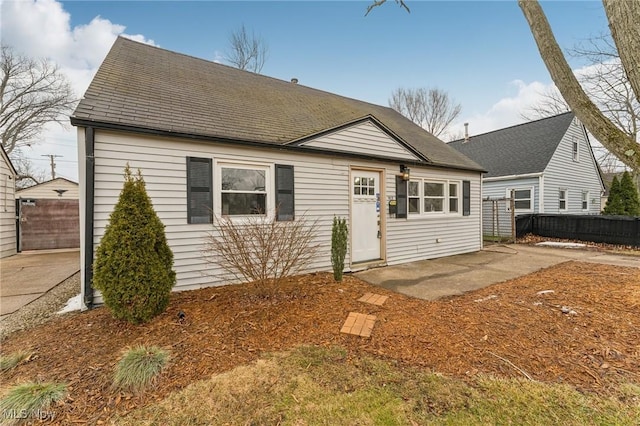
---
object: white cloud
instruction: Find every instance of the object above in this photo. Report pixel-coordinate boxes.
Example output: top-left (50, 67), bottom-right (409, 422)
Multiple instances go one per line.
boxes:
top-left (1, 0), bottom-right (156, 181)
top-left (449, 79), bottom-right (560, 140)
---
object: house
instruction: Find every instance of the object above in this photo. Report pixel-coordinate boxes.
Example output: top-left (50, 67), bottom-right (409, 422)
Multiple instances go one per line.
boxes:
top-left (16, 177), bottom-right (79, 199)
top-left (71, 37), bottom-right (485, 308)
top-left (449, 112), bottom-right (605, 217)
top-left (15, 178), bottom-right (80, 251)
top-left (0, 145), bottom-right (17, 258)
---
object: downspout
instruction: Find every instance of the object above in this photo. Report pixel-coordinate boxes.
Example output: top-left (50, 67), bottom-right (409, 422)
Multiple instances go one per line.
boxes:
top-left (83, 127), bottom-right (95, 309)
top-left (538, 175), bottom-right (544, 213)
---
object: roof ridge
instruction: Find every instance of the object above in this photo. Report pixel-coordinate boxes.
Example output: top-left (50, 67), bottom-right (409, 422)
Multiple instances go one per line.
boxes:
top-left (449, 111), bottom-right (575, 144)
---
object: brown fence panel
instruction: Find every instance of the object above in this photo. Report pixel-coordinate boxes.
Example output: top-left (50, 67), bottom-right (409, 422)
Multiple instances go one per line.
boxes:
top-left (18, 199), bottom-right (80, 251)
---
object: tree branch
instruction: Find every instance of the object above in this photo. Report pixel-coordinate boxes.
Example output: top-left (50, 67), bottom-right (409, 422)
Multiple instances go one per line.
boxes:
top-left (518, 0), bottom-right (639, 172)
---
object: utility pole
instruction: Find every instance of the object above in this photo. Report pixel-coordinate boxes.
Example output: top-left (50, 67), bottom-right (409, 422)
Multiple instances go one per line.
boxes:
top-left (41, 154), bottom-right (62, 179)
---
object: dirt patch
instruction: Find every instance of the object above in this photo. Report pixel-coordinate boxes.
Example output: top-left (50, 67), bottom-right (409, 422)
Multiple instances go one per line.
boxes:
top-left (1, 261), bottom-right (638, 424)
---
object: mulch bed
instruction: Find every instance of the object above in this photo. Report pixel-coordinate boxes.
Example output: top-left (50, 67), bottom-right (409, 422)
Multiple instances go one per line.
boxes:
top-left (1, 261), bottom-right (639, 424)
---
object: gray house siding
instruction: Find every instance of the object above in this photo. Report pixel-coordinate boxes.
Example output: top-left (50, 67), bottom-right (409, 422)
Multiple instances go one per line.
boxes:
top-left (81, 128), bottom-right (482, 305)
top-left (483, 177), bottom-right (539, 236)
top-left (543, 119), bottom-right (603, 214)
top-left (484, 177), bottom-right (540, 213)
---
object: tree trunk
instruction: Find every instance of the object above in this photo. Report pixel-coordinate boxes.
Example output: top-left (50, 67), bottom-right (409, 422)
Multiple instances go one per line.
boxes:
top-left (518, 0), bottom-right (639, 173)
top-left (602, 0), bottom-right (640, 105)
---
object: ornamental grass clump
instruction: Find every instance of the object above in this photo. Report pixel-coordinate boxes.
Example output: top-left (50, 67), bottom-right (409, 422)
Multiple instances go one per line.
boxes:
top-left (0, 381), bottom-right (67, 423)
top-left (0, 351), bottom-right (31, 372)
top-left (113, 346), bottom-right (170, 393)
top-left (93, 165), bottom-right (176, 324)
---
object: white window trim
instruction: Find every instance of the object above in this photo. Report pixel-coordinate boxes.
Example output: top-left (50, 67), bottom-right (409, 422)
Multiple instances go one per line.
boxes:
top-left (558, 188), bottom-right (568, 211)
top-left (407, 178), bottom-right (462, 217)
top-left (581, 191), bottom-right (590, 211)
top-left (507, 187), bottom-right (534, 213)
top-left (572, 137), bottom-right (579, 162)
top-left (214, 160), bottom-right (274, 222)
top-left (408, 180), bottom-right (421, 215)
top-left (449, 181), bottom-right (460, 214)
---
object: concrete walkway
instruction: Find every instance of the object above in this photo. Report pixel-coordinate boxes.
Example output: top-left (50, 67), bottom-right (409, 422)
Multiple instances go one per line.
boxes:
top-left (356, 244), bottom-right (640, 301)
top-left (0, 249), bottom-right (80, 316)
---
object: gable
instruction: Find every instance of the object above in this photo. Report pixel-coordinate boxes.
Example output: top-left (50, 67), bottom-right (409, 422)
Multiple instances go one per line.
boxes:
top-left (16, 178), bottom-right (79, 199)
top-left (545, 118), bottom-right (605, 192)
top-left (297, 120), bottom-right (420, 161)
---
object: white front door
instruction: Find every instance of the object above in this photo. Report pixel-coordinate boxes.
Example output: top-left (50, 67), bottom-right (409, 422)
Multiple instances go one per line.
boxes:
top-left (351, 170), bottom-right (382, 263)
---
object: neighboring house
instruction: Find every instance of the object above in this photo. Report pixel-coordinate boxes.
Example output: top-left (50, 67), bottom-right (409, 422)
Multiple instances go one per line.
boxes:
top-left (16, 177), bottom-right (79, 199)
top-left (15, 178), bottom-right (80, 251)
top-left (71, 37), bottom-right (485, 308)
top-left (449, 112), bottom-right (605, 217)
top-left (0, 145), bottom-right (17, 258)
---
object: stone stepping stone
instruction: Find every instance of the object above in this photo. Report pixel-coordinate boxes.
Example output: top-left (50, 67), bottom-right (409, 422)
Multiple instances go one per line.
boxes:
top-left (358, 292), bottom-right (389, 306)
top-left (340, 312), bottom-right (376, 337)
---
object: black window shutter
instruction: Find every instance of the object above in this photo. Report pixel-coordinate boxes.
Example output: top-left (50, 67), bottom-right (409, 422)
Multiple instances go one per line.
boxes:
top-left (275, 164), bottom-right (295, 221)
top-left (463, 180), bottom-right (471, 216)
top-left (396, 175), bottom-right (407, 219)
top-left (187, 157), bottom-right (213, 224)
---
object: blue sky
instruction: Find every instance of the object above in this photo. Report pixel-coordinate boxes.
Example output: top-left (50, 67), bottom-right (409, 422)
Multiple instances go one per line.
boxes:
top-left (2, 1), bottom-right (610, 181)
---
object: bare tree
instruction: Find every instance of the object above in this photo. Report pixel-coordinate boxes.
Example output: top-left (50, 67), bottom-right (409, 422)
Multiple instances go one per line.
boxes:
top-left (12, 155), bottom-right (46, 189)
top-left (521, 33), bottom-right (639, 174)
top-left (0, 45), bottom-right (76, 155)
top-left (518, 0), bottom-right (640, 173)
top-left (389, 87), bottom-right (462, 137)
top-left (366, 0), bottom-right (640, 172)
top-left (520, 86), bottom-right (570, 122)
top-left (225, 24), bottom-right (269, 73)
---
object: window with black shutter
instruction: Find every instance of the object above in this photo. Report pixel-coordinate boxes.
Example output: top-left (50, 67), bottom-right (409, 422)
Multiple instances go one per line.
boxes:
top-left (275, 164), bottom-right (294, 221)
top-left (187, 157), bottom-right (213, 223)
top-left (463, 180), bottom-right (471, 216)
top-left (395, 175), bottom-right (407, 219)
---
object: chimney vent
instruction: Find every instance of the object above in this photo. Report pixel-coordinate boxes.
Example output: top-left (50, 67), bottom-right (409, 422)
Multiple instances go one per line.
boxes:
top-left (464, 122), bottom-right (469, 143)
top-left (291, 78), bottom-right (298, 84)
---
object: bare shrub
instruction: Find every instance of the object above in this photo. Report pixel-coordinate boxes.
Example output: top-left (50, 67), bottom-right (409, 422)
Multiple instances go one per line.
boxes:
top-left (203, 212), bottom-right (320, 288)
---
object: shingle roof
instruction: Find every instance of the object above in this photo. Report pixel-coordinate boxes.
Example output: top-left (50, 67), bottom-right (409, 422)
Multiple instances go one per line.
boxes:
top-left (448, 112), bottom-right (575, 178)
top-left (71, 37), bottom-right (482, 172)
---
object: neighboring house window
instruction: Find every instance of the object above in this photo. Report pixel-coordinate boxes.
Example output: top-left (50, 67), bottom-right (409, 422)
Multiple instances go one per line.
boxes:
top-left (508, 187), bottom-right (533, 212)
top-left (559, 189), bottom-right (567, 211)
top-left (582, 191), bottom-right (589, 210)
top-left (572, 138), bottom-right (579, 162)
top-left (187, 157), bottom-right (213, 224)
top-left (408, 180), bottom-right (420, 214)
top-left (424, 181), bottom-right (445, 212)
top-left (449, 182), bottom-right (459, 213)
top-left (220, 165), bottom-right (268, 215)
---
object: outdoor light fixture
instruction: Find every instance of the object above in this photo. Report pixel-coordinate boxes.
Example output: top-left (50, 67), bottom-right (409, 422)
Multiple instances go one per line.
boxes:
top-left (400, 165), bottom-right (410, 181)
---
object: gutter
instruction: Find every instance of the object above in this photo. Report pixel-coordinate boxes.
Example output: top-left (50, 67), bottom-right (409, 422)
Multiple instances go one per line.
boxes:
top-left (69, 117), bottom-right (486, 174)
top-left (83, 127), bottom-right (95, 309)
top-left (483, 172), bottom-right (543, 182)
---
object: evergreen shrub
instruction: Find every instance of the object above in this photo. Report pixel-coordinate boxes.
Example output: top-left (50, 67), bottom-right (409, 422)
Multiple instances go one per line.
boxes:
top-left (93, 165), bottom-right (176, 324)
top-left (331, 217), bottom-right (348, 282)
